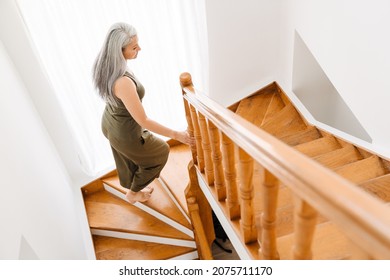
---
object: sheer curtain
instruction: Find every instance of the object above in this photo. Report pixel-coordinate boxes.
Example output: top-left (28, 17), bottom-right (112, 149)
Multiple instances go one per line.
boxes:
top-left (16, 0), bottom-right (208, 175)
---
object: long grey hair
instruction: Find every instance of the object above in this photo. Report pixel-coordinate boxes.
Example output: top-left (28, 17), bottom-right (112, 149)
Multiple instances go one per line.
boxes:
top-left (92, 22), bottom-right (137, 106)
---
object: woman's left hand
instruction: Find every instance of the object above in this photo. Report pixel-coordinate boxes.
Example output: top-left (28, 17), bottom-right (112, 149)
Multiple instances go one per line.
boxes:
top-left (175, 130), bottom-right (195, 146)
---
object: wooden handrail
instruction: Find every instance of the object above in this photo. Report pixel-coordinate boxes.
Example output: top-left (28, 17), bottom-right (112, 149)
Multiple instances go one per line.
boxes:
top-left (179, 72), bottom-right (390, 259)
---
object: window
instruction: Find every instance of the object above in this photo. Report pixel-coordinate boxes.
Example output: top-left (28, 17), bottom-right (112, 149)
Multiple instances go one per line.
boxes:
top-left (16, 0), bottom-right (208, 175)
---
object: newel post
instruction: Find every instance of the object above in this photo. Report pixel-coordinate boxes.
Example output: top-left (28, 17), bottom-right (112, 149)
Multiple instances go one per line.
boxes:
top-left (180, 73), bottom-right (197, 165)
top-left (185, 160), bottom-right (215, 258)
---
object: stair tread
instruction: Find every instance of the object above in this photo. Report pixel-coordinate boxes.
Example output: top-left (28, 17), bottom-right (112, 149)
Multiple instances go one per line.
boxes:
top-left (84, 190), bottom-right (193, 240)
top-left (160, 144), bottom-right (192, 214)
top-left (314, 145), bottom-right (363, 170)
top-left (359, 173), bottom-right (390, 202)
top-left (261, 93), bottom-right (286, 125)
top-left (261, 103), bottom-right (307, 138)
top-left (235, 91), bottom-right (274, 127)
top-left (102, 176), bottom-right (192, 229)
top-left (93, 235), bottom-right (196, 260)
top-left (277, 221), bottom-right (368, 260)
top-left (252, 164), bottom-right (294, 212)
top-left (280, 126), bottom-right (321, 146)
top-left (335, 155), bottom-right (387, 184)
top-left (294, 136), bottom-right (341, 157)
top-left (275, 205), bottom-right (329, 238)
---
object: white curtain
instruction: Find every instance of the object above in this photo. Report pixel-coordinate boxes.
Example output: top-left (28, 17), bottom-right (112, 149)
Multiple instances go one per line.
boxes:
top-left (16, 0), bottom-right (208, 175)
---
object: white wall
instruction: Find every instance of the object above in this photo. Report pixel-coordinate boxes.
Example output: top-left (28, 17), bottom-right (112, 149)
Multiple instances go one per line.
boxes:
top-left (206, 0), bottom-right (390, 156)
top-left (0, 0), bottom-right (101, 187)
top-left (205, 0), bottom-right (281, 106)
top-left (0, 41), bottom-right (89, 259)
top-left (277, 0), bottom-right (390, 155)
top-left (292, 31), bottom-right (372, 143)
top-left (0, 0), bottom-right (95, 259)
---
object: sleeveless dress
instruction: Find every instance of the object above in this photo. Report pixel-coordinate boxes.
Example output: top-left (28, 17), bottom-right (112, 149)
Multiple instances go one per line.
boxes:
top-left (101, 72), bottom-right (169, 192)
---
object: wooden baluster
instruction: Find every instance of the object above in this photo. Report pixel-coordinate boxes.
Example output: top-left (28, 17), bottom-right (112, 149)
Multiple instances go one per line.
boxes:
top-left (208, 122), bottom-right (226, 201)
top-left (221, 133), bottom-right (240, 220)
top-left (237, 147), bottom-right (257, 243)
top-left (292, 198), bottom-right (318, 259)
top-left (189, 105), bottom-right (204, 172)
top-left (198, 113), bottom-right (214, 185)
top-left (259, 169), bottom-right (280, 259)
top-left (185, 160), bottom-right (215, 259)
top-left (180, 73), bottom-right (197, 164)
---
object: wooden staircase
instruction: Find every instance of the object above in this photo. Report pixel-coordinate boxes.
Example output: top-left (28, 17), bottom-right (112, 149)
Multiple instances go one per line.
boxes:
top-left (234, 83), bottom-right (390, 203)
top-left (81, 143), bottom-right (198, 260)
top-left (232, 82), bottom-right (390, 259)
top-left (179, 73), bottom-right (390, 260)
top-left (80, 74), bottom-right (390, 260)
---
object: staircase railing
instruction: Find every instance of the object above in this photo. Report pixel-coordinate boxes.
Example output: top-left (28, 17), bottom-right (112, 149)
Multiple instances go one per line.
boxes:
top-left (180, 72), bottom-right (390, 260)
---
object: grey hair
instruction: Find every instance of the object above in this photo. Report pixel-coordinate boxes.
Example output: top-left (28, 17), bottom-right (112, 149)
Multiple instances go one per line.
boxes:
top-left (92, 22), bottom-right (137, 106)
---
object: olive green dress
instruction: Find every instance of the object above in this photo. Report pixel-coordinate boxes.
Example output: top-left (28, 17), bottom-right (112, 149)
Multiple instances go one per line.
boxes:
top-left (101, 72), bottom-right (169, 192)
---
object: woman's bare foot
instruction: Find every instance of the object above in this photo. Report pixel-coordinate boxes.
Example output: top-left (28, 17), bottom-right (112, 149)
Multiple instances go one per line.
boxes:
top-left (143, 185), bottom-right (154, 194)
top-left (125, 187), bottom-right (154, 204)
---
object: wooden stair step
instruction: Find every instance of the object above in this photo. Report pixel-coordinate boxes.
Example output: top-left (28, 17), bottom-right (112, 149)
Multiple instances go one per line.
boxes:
top-left (314, 145), bottom-right (363, 170)
top-left (84, 190), bottom-right (193, 240)
top-left (275, 185), bottom-right (294, 210)
top-left (92, 235), bottom-right (197, 260)
top-left (235, 91), bottom-right (274, 127)
top-left (280, 126), bottom-right (321, 146)
top-left (253, 166), bottom-right (327, 238)
top-left (261, 93), bottom-right (286, 125)
top-left (160, 143), bottom-right (192, 214)
top-left (261, 103), bottom-right (308, 138)
top-left (335, 156), bottom-right (387, 184)
top-left (277, 221), bottom-right (368, 260)
top-left (274, 204), bottom-right (328, 238)
top-left (82, 173), bottom-right (112, 196)
top-left (359, 174), bottom-right (390, 202)
top-left (102, 175), bottom-right (192, 229)
top-left (294, 136), bottom-right (341, 158)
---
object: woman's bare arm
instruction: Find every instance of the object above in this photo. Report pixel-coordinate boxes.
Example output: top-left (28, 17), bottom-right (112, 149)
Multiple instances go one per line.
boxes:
top-left (114, 76), bottom-right (193, 145)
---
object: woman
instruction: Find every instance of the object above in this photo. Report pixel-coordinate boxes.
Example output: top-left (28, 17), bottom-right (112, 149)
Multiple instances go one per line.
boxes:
top-left (92, 22), bottom-right (193, 204)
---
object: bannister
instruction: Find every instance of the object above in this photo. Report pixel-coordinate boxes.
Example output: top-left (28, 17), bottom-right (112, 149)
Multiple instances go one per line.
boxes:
top-left (180, 72), bottom-right (390, 260)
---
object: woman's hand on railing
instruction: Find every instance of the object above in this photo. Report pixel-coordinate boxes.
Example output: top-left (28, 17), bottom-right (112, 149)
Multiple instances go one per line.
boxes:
top-left (175, 130), bottom-right (196, 146)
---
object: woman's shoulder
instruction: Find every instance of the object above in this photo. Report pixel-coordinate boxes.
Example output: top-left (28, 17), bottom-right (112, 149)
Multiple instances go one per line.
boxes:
top-left (113, 75), bottom-right (137, 99)
top-left (115, 75), bottom-right (136, 88)
top-left (124, 70), bottom-right (134, 77)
